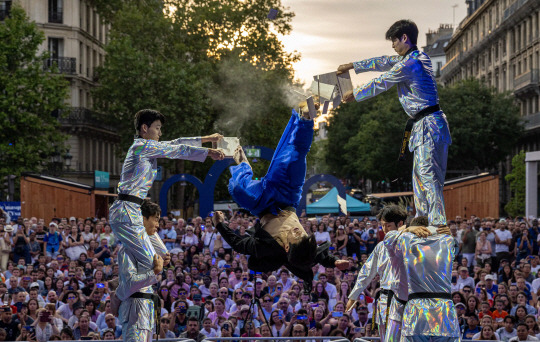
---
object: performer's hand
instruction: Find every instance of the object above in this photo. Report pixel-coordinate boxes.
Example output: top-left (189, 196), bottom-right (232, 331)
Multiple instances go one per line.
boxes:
top-left (233, 146), bottom-right (249, 165)
top-left (436, 225), bottom-right (451, 235)
top-left (202, 133), bottom-right (224, 144)
top-left (162, 253), bottom-right (171, 266)
top-left (337, 63), bottom-right (353, 75)
top-left (405, 225), bottom-right (431, 238)
top-left (335, 260), bottom-right (350, 270)
top-left (153, 254), bottom-right (164, 275)
top-left (212, 211), bottom-right (226, 226)
top-left (342, 90), bottom-right (355, 103)
top-left (345, 299), bottom-right (357, 313)
top-left (208, 148), bottom-right (225, 160)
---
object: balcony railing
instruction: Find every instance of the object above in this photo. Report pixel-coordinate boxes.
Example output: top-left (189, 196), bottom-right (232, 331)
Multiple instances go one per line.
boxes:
top-left (48, 10), bottom-right (62, 23)
top-left (522, 111), bottom-right (540, 131)
top-left (44, 57), bottom-right (76, 74)
top-left (59, 107), bottom-right (118, 133)
top-left (514, 69), bottom-right (539, 94)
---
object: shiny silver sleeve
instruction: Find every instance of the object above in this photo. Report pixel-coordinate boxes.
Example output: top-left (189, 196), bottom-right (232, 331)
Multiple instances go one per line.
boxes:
top-left (116, 249), bottom-right (158, 301)
top-left (349, 243), bottom-right (381, 300)
top-left (353, 61), bottom-right (408, 103)
top-left (149, 233), bottom-right (168, 256)
top-left (353, 55), bottom-right (401, 73)
top-left (169, 137), bottom-right (203, 147)
top-left (137, 139), bottom-right (208, 162)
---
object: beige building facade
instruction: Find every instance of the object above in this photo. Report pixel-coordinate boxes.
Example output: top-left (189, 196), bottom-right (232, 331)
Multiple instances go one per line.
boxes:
top-left (2, 0), bottom-right (121, 188)
top-left (441, 0), bottom-right (540, 150)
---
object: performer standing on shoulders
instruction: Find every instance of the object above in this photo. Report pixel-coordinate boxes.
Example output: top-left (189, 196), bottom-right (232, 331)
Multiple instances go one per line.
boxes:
top-left (109, 109), bottom-right (224, 295)
top-left (337, 20), bottom-right (451, 228)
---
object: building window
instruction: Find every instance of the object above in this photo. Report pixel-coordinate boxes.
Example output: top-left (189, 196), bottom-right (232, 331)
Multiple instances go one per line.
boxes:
top-left (48, 38), bottom-right (63, 59)
top-left (0, 1), bottom-right (12, 21)
top-left (48, 0), bottom-right (63, 24)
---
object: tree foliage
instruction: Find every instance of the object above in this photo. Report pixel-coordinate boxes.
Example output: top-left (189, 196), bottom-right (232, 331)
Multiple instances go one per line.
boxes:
top-left (91, 0), bottom-right (300, 206)
top-left (324, 78), bottom-right (522, 186)
top-left (0, 6), bottom-right (69, 196)
top-left (504, 150), bottom-right (525, 217)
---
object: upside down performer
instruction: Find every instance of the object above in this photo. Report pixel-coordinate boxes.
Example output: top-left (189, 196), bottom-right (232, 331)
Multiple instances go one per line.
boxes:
top-left (338, 19), bottom-right (451, 227)
top-left (212, 107), bottom-right (349, 293)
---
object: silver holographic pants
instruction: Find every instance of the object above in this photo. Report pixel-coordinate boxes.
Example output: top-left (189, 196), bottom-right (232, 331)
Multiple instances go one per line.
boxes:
top-left (384, 319), bottom-right (402, 342)
top-left (412, 142), bottom-right (449, 226)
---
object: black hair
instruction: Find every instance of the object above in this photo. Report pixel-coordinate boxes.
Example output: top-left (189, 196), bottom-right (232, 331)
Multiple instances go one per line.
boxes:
top-left (187, 316), bottom-right (199, 323)
top-left (134, 109), bottom-right (165, 133)
top-left (385, 19), bottom-right (419, 45)
top-left (140, 199), bottom-right (161, 219)
top-left (410, 216), bottom-right (429, 227)
top-left (288, 235), bottom-right (317, 268)
top-left (504, 315), bottom-right (516, 323)
top-left (376, 205), bottom-right (407, 226)
top-left (517, 322), bottom-right (529, 330)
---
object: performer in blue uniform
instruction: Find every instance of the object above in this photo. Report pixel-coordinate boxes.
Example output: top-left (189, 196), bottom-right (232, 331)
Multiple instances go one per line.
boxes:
top-left (337, 20), bottom-right (451, 227)
top-left (109, 109), bottom-right (224, 298)
top-left (213, 107), bottom-right (349, 293)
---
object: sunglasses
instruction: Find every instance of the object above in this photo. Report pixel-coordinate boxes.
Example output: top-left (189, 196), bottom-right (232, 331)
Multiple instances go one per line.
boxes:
top-left (264, 299), bottom-right (273, 302)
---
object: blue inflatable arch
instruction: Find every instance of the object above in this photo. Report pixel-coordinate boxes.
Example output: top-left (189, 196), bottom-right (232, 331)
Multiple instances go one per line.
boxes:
top-left (159, 146), bottom-right (275, 218)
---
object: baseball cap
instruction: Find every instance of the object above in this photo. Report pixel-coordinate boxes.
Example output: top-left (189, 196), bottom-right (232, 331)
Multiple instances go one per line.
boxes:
top-left (459, 266), bottom-right (468, 272)
top-left (193, 294), bottom-right (202, 301)
top-left (29, 282), bottom-right (39, 289)
top-left (368, 229), bottom-right (375, 234)
top-left (455, 303), bottom-right (466, 309)
top-left (69, 217), bottom-right (76, 222)
top-left (255, 279), bottom-right (263, 283)
top-left (485, 275), bottom-right (495, 281)
top-left (240, 305), bottom-right (250, 312)
top-left (49, 222), bottom-right (58, 229)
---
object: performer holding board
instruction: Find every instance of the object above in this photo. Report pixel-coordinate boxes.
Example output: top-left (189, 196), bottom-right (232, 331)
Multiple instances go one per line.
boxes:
top-left (337, 20), bottom-right (451, 228)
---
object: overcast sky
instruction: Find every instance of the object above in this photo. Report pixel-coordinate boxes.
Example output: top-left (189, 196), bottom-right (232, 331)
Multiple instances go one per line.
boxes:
top-left (280, 0), bottom-right (467, 87)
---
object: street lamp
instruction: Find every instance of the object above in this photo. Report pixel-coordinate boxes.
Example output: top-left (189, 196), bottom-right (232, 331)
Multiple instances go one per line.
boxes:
top-left (64, 152), bottom-right (72, 169)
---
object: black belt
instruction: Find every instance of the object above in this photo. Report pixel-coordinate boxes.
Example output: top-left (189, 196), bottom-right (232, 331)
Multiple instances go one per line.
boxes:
top-left (130, 292), bottom-right (161, 332)
top-left (117, 194), bottom-right (144, 205)
top-left (408, 292), bottom-right (452, 301)
top-left (387, 290), bottom-right (407, 306)
top-left (398, 104), bottom-right (441, 161)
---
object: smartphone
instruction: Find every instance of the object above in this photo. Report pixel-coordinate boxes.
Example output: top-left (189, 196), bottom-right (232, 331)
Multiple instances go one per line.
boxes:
top-left (329, 246), bottom-right (335, 251)
top-left (309, 320), bottom-right (316, 329)
top-left (297, 315), bottom-right (307, 320)
top-left (359, 295), bottom-right (364, 301)
top-left (310, 303), bottom-right (319, 308)
top-left (96, 283), bottom-right (105, 289)
top-left (352, 253), bottom-right (357, 259)
top-left (67, 286), bottom-right (74, 291)
top-left (332, 312), bottom-right (343, 318)
top-left (476, 288), bottom-right (481, 294)
top-left (354, 327), bottom-right (362, 333)
top-left (224, 265), bottom-right (230, 269)
top-left (278, 310), bottom-right (283, 318)
top-left (246, 287), bottom-right (253, 291)
top-left (201, 225), bottom-right (205, 231)
top-left (24, 326), bottom-right (34, 334)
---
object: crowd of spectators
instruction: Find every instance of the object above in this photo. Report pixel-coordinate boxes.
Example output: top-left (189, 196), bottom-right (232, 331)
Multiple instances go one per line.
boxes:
top-left (1, 209), bottom-right (540, 342)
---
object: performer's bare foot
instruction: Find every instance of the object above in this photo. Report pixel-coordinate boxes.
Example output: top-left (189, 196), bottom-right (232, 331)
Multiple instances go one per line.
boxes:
top-left (233, 146), bottom-right (250, 166)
